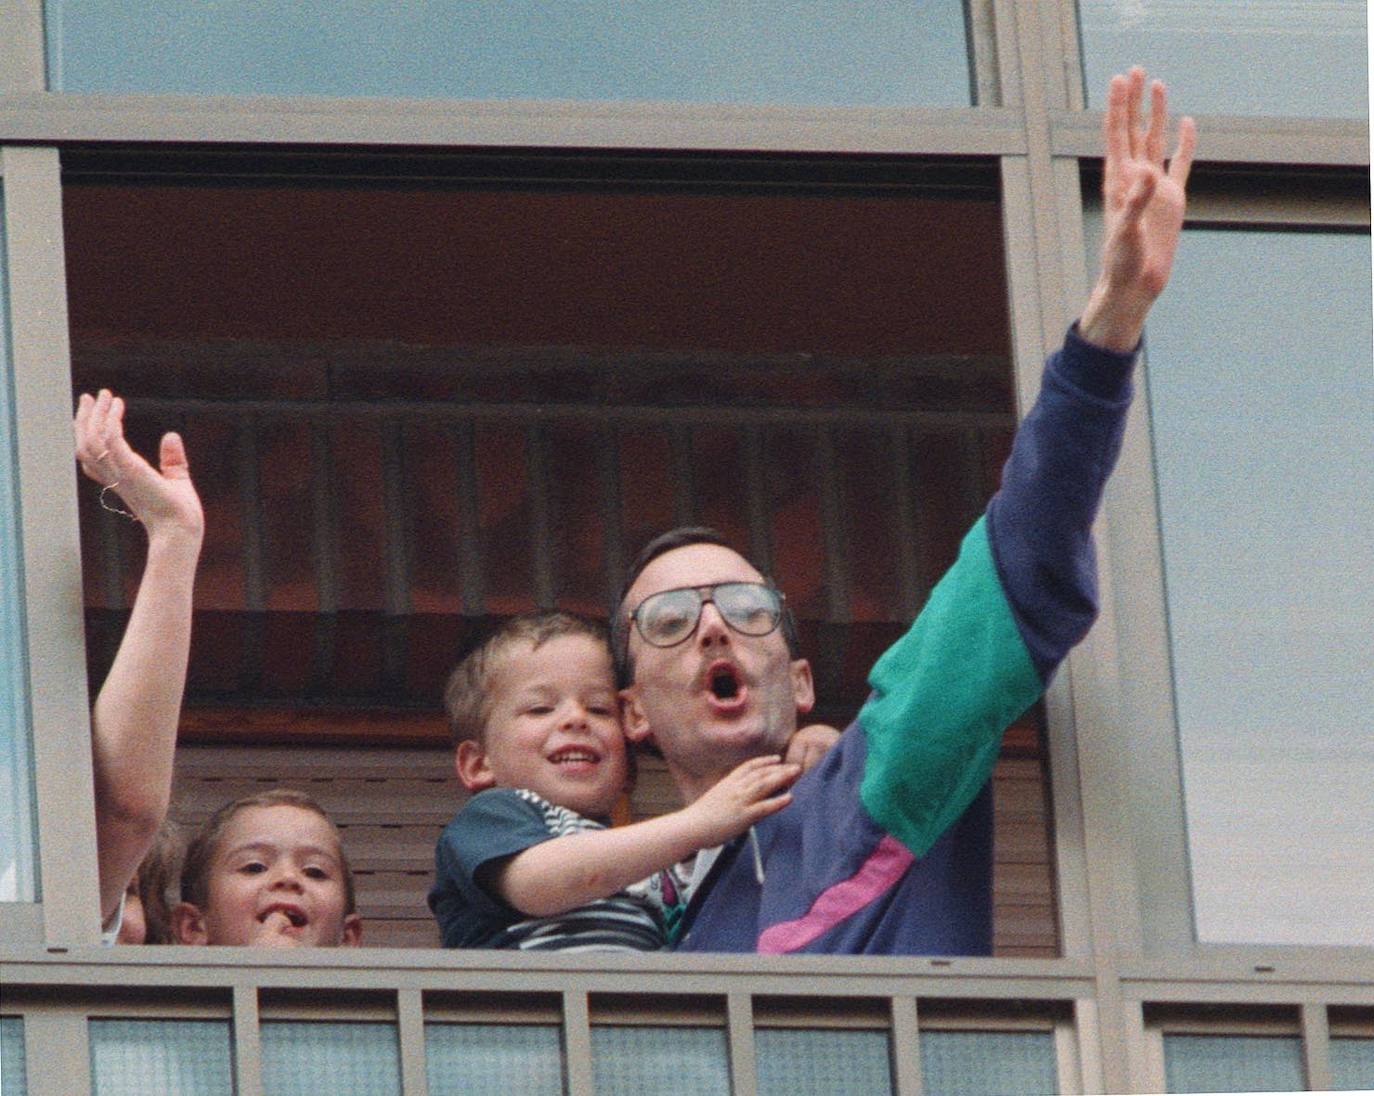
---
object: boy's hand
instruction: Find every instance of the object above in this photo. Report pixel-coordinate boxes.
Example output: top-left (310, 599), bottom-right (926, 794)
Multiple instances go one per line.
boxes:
top-left (75, 389), bottom-right (204, 544)
top-left (684, 755), bottom-right (800, 847)
top-left (785, 722), bottom-right (841, 772)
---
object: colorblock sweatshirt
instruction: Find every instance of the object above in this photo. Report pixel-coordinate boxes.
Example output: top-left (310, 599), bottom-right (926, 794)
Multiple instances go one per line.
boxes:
top-left (674, 326), bottom-right (1136, 955)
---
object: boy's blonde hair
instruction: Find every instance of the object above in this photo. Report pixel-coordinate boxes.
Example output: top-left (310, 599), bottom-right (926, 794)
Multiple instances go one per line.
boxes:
top-left (179, 788), bottom-right (356, 915)
top-left (443, 611), bottom-right (609, 747)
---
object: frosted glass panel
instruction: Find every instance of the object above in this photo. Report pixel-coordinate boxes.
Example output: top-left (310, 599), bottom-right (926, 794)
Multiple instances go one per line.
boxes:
top-left (261, 1021), bottom-right (400, 1096)
top-left (1163, 1034), bottom-right (1303, 1093)
top-left (919, 1030), bottom-right (1058, 1096)
top-left (0, 189), bottom-right (38, 905)
top-left (1144, 228), bottom-right (1374, 946)
top-left (1, 1017), bottom-right (27, 1096)
top-left (591, 1026), bottom-right (729, 1096)
top-left (1331, 1037), bottom-right (1374, 1091)
top-left (89, 1019), bottom-right (233, 1096)
top-left (45, 1), bottom-right (972, 106)
top-left (1079, 0), bottom-right (1368, 118)
top-left (425, 1023), bottom-right (564, 1096)
top-left (756, 1028), bottom-right (892, 1096)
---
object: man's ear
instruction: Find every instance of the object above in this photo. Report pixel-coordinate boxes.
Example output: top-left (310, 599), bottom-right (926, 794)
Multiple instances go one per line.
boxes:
top-left (341, 912), bottom-right (363, 947)
top-left (790, 657), bottom-right (816, 717)
top-left (171, 901), bottom-right (209, 945)
top-left (619, 684), bottom-right (654, 745)
top-left (455, 739), bottom-right (496, 791)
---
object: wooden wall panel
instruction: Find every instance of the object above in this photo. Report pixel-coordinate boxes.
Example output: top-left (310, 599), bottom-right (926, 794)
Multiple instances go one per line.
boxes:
top-left (169, 737), bottom-right (1058, 955)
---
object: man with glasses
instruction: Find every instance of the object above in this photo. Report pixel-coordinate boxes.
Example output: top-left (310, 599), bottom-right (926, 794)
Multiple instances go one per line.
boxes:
top-left (613, 69), bottom-right (1195, 954)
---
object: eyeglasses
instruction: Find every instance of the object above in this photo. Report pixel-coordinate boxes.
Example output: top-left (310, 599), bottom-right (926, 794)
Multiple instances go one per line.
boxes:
top-left (628, 582), bottom-right (785, 649)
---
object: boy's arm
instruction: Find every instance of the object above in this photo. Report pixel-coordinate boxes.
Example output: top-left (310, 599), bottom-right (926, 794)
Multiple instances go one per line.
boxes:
top-left (494, 756), bottom-right (798, 918)
top-left (76, 391), bottom-right (204, 925)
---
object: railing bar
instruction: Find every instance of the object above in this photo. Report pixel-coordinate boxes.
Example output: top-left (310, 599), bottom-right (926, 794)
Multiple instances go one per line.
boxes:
top-left (562, 989), bottom-right (596, 1096)
top-left (1073, 997), bottom-right (1105, 1096)
top-left (232, 983), bottom-right (264, 1096)
top-left (1053, 1016), bottom-right (1083, 1095)
top-left (743, 423), bottom-right (772, 577)
top-left (97, 493), bottom-right (127, 611)
top-left (889, 424), bottom-right (924, 618)
top-left (25, 1011), bottom-right (92, 1096)
top-left (452, 418), bottom-right (485, 615)
top-left (397, 988), bottom-right (430, 1096)
top-left (526, 422), bottom-right (556, 608)
top-left (1301, 1001), bottom-right (1333, 1092)
top-left (380, 418), bottom-right (411, 693)
top-left (726, 993), bottom-right (758, 1096)
top-left (599, 418), bottom-right (625, 616)
top-left (669, 422), bottom-right (697, 527)
top-left (889, 996), bottom-right (923, 1096)
top-left (816, 424), bottom-right (849, 625)
top-left (128, 396), bottom-right (1016, 431)
top-left (238, 412), bottom-right (266, 613)
top-left (309, 421), bottom-right (338, 693)
top-left (237, 413), bottom-right (266, 695)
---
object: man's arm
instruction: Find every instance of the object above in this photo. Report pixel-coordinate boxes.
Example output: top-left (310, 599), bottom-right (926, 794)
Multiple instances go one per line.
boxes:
top-left (495, 756), bottom-right (797, 917)
top-left (855, 70), bottom-right (1196, 859)
top-left (75, 390), bottom-right (204, 925)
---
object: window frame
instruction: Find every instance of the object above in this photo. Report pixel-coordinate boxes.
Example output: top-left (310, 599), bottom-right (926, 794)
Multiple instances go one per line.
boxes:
top-left (1, 1), bottom-right (1372, 1093)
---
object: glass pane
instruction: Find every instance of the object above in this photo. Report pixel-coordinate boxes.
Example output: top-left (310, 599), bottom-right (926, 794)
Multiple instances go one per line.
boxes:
top-left (1144, 229), bottom-right (1374, 946)
top-left (591, 1026), bottom-right (729, 1096)
top-left (1, 1017), bottom-right (27, 1096)
top-left (0, 189), bottom-right (38, 905)
top-left (261, 1021), bottom-right (400, 1096)
top-left (45, 1), bottom-right (971, 106)
top-left (425, 1023), bottom-right (564, 1096)
top-left (1163, 1034), bottom-right (1303, 1093)
top-left (1331, 1037), bottom-right (1374, 1091)
top-left (89, 1019), bottom-right (233, 1096)
top-left (919, 1030), bottom-right (1058, 1096)
top-left (1078, 0), bottom-right (1368, 118)
top-left (756, 1028), bottom-right (892, 1096)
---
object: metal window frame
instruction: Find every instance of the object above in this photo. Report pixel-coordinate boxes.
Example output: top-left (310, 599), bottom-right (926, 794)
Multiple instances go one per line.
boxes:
top-left (2, 1), bottom-right (1373, 1092)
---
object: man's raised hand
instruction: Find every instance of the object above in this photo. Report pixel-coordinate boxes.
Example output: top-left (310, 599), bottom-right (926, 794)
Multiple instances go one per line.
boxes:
top-left (1080, 67), bottom-right (1196, 352)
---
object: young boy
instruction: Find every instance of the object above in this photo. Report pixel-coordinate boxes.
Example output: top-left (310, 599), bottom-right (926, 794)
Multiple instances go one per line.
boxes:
top-left (429, 612), bottom-right (806, 951)
top-left (171, 788), bottom-right (362, 948)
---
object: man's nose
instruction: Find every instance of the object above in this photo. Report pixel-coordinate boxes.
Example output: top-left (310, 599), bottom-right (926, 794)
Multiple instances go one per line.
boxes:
top-left (696, 600), bottom-right (732, 646)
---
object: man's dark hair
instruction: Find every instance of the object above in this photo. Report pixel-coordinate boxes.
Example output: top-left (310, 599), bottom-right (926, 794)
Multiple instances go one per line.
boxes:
top-left (612, 525), bottom-right (800, 686)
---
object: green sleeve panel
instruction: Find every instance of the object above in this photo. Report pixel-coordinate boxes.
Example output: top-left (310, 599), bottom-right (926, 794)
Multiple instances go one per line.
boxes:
top-left (858, 516), bottom-right (1043, 858)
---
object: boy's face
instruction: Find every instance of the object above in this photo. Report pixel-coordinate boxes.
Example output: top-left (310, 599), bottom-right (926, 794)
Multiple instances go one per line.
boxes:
top-left (457, 634), bottom-right (629, 819)
top-left (176, 804), bottom-right (361, 947)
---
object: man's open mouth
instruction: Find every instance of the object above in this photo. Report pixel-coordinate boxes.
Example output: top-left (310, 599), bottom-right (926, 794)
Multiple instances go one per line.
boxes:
top-left (707, 662), bottom-right (743, 701)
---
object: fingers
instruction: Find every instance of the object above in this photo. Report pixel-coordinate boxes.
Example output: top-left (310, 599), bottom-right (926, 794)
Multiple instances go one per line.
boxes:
top-left (159, 432), bottom-right (191, 480)
top-left (744, 790), bottom-right (793, 822)
top-left (1124, 66), bottom-right (1144, 160)
top-left (1144, 79), bottom-right (1167, 164)
top-left (1168, 115), bottom-right (1197, 190)
top-left (1102, 73), bottom-right (1129, 187)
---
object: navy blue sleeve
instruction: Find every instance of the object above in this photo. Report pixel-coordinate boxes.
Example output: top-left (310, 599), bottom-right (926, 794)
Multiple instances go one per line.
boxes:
top-left (428, 789), bottom-right (553, 948)
top-left (985, 325), bottom-right (1137, 681)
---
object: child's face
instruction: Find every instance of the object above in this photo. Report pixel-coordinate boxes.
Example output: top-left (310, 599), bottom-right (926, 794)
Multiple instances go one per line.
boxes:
top-left (182, 804), bottom-right (361, 947)
top-left (459, 634), bottom-right (629, 818)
